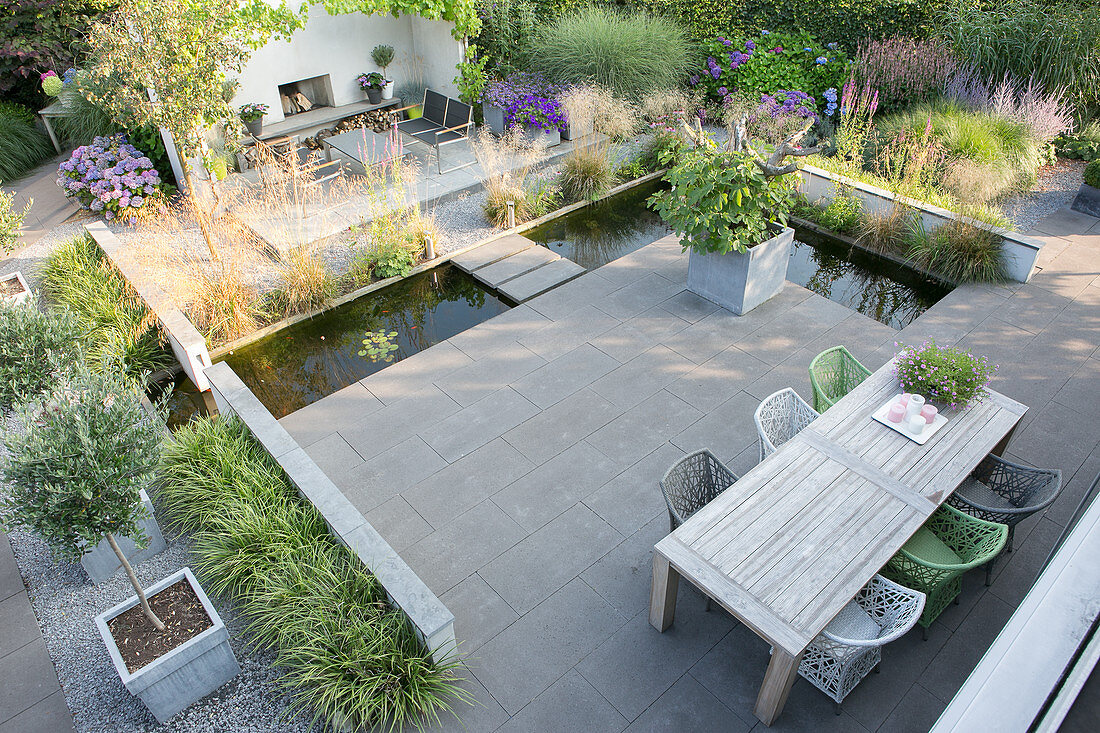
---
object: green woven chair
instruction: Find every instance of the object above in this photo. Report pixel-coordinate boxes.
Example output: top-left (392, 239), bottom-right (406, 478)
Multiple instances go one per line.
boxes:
top-left (882, 504), bottom-right (1008, 638)
top-left (809, 346), bottom-right (872, 413)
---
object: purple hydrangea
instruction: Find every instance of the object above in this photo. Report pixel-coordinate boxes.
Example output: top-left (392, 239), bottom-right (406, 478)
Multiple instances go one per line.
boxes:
top-left (56, 134), bottom-right (163, 219)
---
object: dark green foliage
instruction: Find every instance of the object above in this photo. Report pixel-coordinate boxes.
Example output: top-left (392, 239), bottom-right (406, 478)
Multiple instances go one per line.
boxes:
top-left (0, 298), bottom-right (83, 409)
top-left (940, 0), bottom-right (1100, 118)
top-left (158, 416), bottom-right (468, 731)
top-left (0, 0), bottom-right (112, 109)
top-left (1085, 160), bottom-right (1100, 189)
top-left (632, 0), bottom-right (946, 50)
top-left (475, 0), bottom-right (537, 75)
top-left (1, 360), bottom-right (166, 561)
top-left (0, 101), bottom-right (35, 124)
top-left (527, 7), bottom-right (693, 98)
top-left (818, 189), bottom-right (863, 234)
top-left (1055, 121), bottom-right (1100, 162)
top-left (42, 235), bottom-right (172, 379)
top-left (0, 107), bottom-right (54, 181)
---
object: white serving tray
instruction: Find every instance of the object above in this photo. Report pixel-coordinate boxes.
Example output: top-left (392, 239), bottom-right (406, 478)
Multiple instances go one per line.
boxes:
top-left (871, 394), bottom-right (949, 445)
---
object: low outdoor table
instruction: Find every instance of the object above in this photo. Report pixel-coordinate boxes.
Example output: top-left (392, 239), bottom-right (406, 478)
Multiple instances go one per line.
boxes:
top-left (322, 126), bottom-right (403, 173)
top-left (649, 358), bottom-right (1026, 726)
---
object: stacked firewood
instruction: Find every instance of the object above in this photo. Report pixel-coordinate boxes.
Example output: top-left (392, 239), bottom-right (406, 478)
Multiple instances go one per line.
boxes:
top-left (302, 109), bottom-right (398, 149)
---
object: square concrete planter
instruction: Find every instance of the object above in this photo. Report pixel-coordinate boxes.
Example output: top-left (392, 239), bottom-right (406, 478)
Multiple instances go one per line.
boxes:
top-left (521, 125), bottom-right (561, 148)
top-left (95, 567), bottom-right (240, 723)
top-left (1, 271), bottom-right (30, 305)
top-left (80, 489), bottom-right (167, 584)
top-left (482, 103), bottom-right (506, 136)
top-left (686, 226), bottom-right (794, 315)
top-left (1071, 182), bottom-right (1100, 218)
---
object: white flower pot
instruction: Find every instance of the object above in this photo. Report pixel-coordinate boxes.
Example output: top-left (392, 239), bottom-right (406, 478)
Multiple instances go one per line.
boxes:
top-left (382, 80), bottom-right (395, 100)
top-left (686, 226), bottom-right (794, 315)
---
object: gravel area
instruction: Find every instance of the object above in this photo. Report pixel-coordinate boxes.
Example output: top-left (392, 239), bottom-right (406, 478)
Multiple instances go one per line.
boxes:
top-left (1, 413), bottom-right (320, 733)
top-left (1000, 159), bottom-right (1086, 232)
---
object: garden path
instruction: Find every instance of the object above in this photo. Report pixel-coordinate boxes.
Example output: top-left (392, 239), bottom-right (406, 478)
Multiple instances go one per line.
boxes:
top-left (2, 153), bottom-right (82, 252)
top-left (278, 206), bottom-right (1100, 732)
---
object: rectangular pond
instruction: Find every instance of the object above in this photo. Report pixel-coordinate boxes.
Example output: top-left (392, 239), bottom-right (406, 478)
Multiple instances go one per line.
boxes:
top-left (218, 264), bottom-right (512, 418)
top-left (525, 179), bottom-right (951, 329)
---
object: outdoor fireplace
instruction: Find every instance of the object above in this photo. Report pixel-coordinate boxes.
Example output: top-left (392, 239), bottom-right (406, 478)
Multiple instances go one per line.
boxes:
top-left (278, 74), bottom-right (334, 117)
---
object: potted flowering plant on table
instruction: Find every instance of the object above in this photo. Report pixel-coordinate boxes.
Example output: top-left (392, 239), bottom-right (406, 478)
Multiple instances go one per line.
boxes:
top-left (358, 71), bottom-right (386, 104)
top-left (648, 118), bottom-right (819, 314)
top-left (894, 340), bottom-right (996, 411)
top-left (239, 103), bottom-right (268, 136)
top-left (0, 362), bottom-right (240, 722)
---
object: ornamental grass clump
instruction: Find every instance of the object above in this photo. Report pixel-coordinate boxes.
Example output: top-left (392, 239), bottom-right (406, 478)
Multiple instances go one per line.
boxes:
top-left (855, 36), bottom-right (958, 111)
top-left (894, 340), bottom-right (995, 409)
top-left (157, 416), bottom-right (468, 731)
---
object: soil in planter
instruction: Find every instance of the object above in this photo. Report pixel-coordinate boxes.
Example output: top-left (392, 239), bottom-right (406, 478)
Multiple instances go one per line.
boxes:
top-left (1, 277), bottom-right (25, 297)
top-left (107, 579), bottom-right (213, 673)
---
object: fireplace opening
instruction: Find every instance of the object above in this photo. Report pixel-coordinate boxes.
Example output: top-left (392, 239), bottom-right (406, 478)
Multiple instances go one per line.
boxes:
top-left (278, 74), bottom-right (334, 117)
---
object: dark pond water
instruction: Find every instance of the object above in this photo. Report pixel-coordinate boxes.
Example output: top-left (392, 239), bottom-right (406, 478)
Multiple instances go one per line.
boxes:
top-left (525, 179), bottom-right (950, 329)
top-left (216, 264), bottom-right (511, 418)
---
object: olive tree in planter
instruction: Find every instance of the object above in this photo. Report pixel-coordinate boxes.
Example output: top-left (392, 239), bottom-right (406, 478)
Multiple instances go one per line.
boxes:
top-left (649, 119), bottom-right (819, 314)
top-left (0, 363), bottom-right (239, 723)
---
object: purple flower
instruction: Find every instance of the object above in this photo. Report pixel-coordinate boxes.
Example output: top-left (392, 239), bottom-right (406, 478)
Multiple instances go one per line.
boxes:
top-left (689, 74), bottom-right (699, 86)
top-left (717, 86), bottom-right (728, 96)
top-left (745, 40), bottom-right (756, 51)
top-left (816, 56), bottom-right (828, 65)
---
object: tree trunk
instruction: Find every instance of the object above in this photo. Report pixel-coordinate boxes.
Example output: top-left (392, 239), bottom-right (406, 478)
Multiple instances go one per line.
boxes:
top-left (106, 533), bottom-right (165, 631)
top-left (181, 163), bottom-right (221, 263)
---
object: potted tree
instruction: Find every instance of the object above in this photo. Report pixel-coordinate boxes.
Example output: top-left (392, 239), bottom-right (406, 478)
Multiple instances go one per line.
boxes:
top-left (0, 363), bottom-right (240, 723)
top-left (372, 44), bottom-right (395, 100)
top-left (649, 119), bottom-right (819, 314)
top-left (239, 103), bottom-right (268, 137)
top-left (1071, 159), bottom-right (1100, 218)
top-left (358, 71), bottom-right (386, 105)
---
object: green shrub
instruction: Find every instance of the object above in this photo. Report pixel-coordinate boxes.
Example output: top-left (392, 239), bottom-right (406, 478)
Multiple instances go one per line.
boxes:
top-left (42, 235), bottom-right (171, 379)
top-left (0, 108), bottom-right (54, 181)
top-left (0, 299), bottom-right (84, 409)
top-left (1084, 160), bottom-right (1100, 189)
top-left (817, 188), bottom-right (863, 234)
top-left (158, 416), bottom-right (468, 731)
top-left (905, 218), bottom-right (1007, 283)
top-left (528, 7), bottom-right (693, 98)
top-left (353, 238), bottom-right (418, 281)
top-left (1055, 121), bottom-right (1100, 162)
top-left (0, 101), bottom-right (35, 125)
top-left (475, 0), bottom-right (537, 75)
top-left (940, 0), bottom-right (1100, 118)
top-left (0, 184), bottom-right (31, 253)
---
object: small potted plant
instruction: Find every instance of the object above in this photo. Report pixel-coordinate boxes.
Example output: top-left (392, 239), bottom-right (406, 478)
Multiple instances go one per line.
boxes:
top-left (1071, 159), bottom-right (1100, 218)
top-left (358, 71), bottom-right (386, 105)
top-left (894, 340), bottom-right (996, 410)
top-left (239, 103), bottom-right (268, 137)
top-left (372, 44), bottom-right (395, 100)
top-left (648, 118), bottom-right (819, 314)
top-left (0, 363), bottom-right (240, 722)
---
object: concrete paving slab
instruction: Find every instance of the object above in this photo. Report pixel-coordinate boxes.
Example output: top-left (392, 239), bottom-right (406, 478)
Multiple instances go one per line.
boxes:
top-left (451, 235), bottom-right (536, 273)
top-left (498, 258), bottom-right (586, 302)
top-left (474, 245), bottom-right (561, 287)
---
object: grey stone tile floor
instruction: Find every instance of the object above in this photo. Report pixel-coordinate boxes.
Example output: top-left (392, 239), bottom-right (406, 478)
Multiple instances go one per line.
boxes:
top-left (276, 207), bottom-right (1100, 732)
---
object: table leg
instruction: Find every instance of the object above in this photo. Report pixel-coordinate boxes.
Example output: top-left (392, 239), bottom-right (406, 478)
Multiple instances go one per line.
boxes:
top-left (42, 117), bottom-right (62, 154)
top-left (649, 553), bottom-right (679, 632)
top-left (991, 421), bottom-right (1020, 457)
top-left (753, 648), bottom-right (803, 726)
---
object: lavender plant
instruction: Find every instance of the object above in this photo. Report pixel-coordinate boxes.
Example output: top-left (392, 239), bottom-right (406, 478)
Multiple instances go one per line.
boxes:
top-left (855, 36), bottom-right (957, 110)
top-left (894, 340), bottom-right (996, 409)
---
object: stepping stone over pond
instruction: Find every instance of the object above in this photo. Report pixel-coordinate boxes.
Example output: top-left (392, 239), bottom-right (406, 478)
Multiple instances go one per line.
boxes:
top-left (474, 246), bottom-right (562, 288)
top-left (452, 235), bottom-right (536, 273)
top-left (498, 259), bottom-right (586, 302)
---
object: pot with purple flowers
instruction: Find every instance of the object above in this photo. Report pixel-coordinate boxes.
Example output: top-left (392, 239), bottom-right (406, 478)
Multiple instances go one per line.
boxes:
top-left (239, 103), bottom-right (268, 136)
top-left (357, 72), bottom-right (386, 104)
top-left (482, 73), bottom-right (568, 143)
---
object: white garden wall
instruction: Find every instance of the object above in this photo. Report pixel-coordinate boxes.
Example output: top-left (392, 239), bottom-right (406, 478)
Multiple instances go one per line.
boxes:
top-left (234, 5), bottom-right (462, 124)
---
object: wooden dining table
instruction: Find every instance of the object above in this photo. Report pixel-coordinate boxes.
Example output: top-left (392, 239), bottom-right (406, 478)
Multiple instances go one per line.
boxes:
top-left (649, 358), bottom-right (1027, 726)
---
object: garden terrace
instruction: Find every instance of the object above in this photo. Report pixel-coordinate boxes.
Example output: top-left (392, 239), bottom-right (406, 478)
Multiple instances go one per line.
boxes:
top-left (262, 207), bottom-right (1100, 732)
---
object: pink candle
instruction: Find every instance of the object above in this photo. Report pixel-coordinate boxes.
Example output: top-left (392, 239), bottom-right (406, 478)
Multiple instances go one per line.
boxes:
top-left (887, 402), bottom-right (906, 423)
top-left (899, 393), bottom-right (911, 406)
top-left (921, 404), bottom-right (938, 424)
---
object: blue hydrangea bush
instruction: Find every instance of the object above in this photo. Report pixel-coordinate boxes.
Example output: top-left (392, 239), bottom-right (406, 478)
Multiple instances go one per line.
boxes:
top-left (57, 134), bottom-right (165, 220)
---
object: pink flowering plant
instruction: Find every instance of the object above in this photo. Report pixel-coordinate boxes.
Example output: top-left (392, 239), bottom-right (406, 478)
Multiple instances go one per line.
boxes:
top-left (894, 340), bottom-right (996, 409)
top-left (57, 134), bottom-right (165, 221)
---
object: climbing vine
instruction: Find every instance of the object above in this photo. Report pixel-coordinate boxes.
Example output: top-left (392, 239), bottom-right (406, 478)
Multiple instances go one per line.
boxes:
top-left (314, 0), bottom-right (480, 41)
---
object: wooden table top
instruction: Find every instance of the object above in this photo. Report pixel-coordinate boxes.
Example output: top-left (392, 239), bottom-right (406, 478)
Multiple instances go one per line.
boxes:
top-left (655, 359), bottom-right (1027, 656)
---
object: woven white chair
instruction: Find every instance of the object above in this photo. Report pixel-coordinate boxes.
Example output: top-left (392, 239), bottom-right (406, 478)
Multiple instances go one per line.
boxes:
top-left (798, 574), bottom-right (925, 714)
top-left (754, 388), bottom-right (820, 463)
